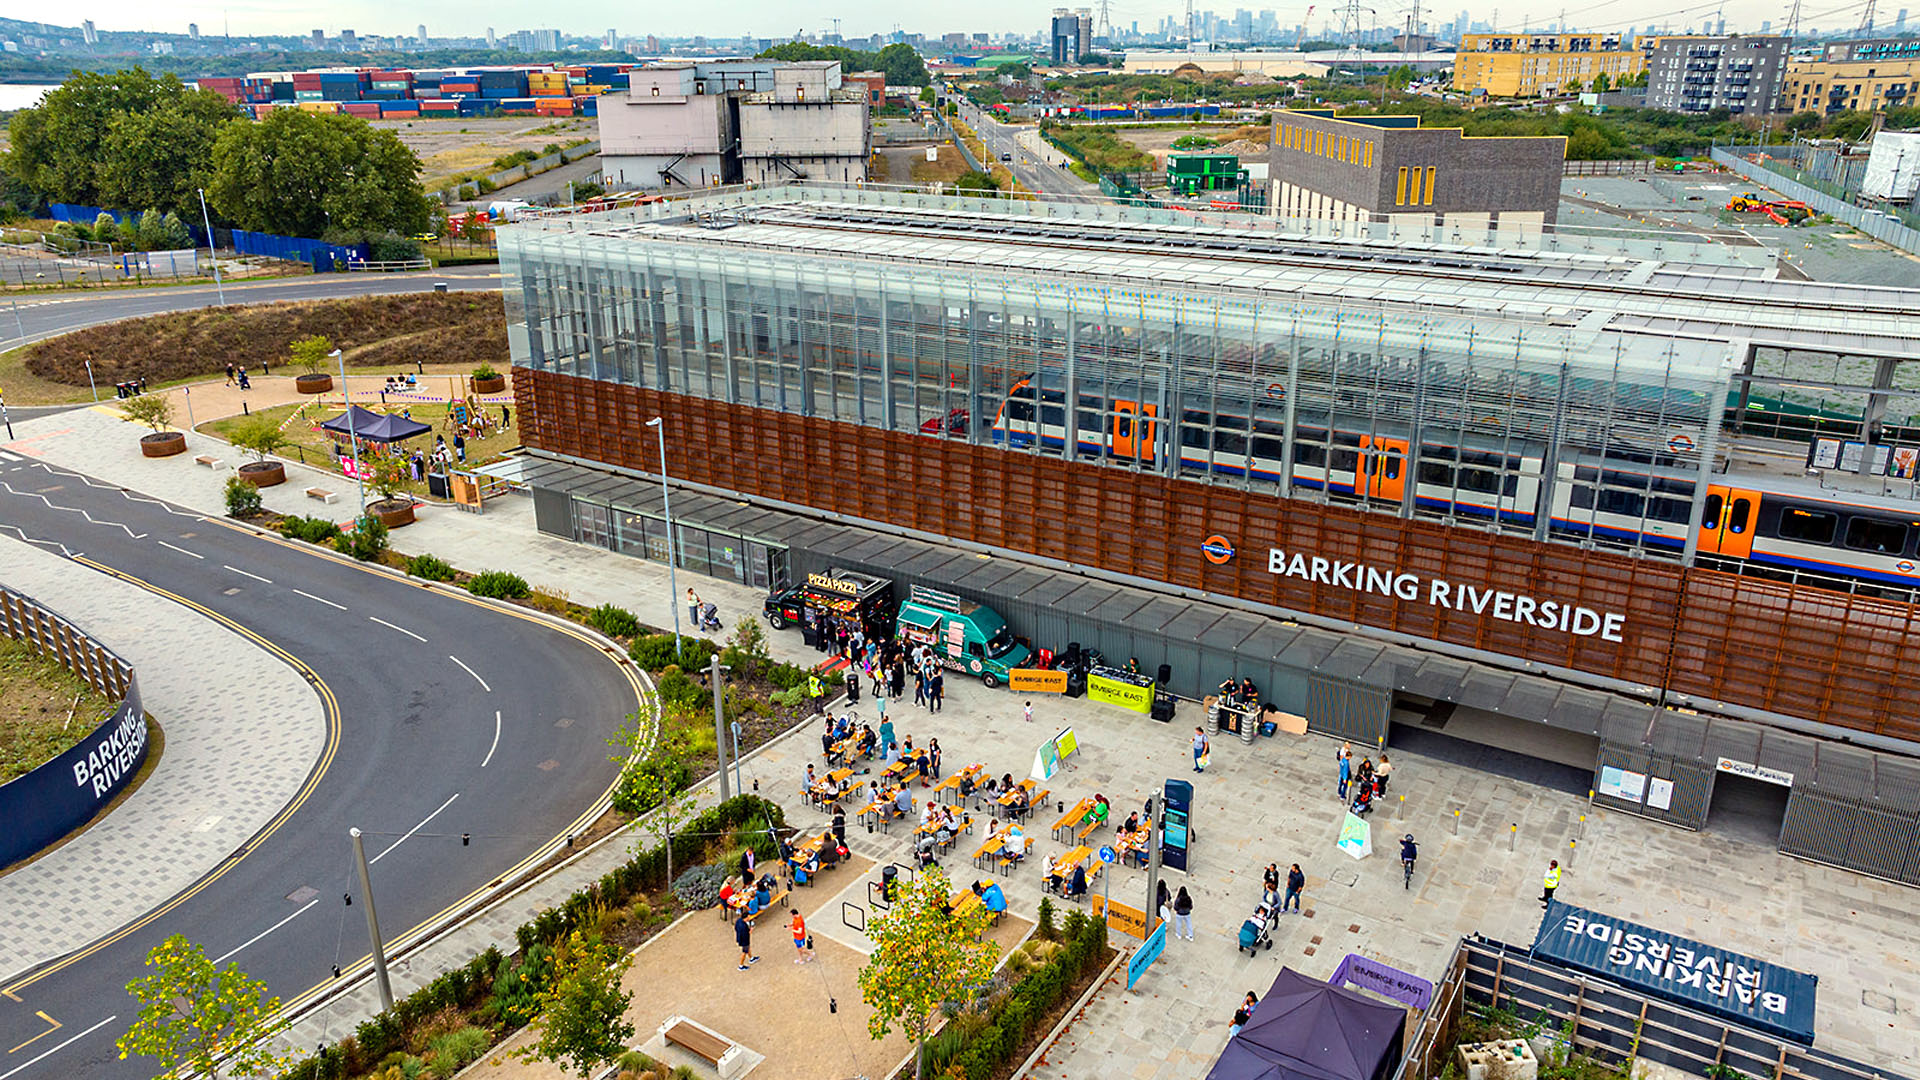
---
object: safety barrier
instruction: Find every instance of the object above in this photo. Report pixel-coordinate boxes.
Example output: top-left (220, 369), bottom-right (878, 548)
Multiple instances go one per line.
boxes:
top-left (0, 585), bottom-right (145, 867)
top-left (1713, 146), bottom-right (1920, 256)
top-left (345, 258), bottom-right (432, 272)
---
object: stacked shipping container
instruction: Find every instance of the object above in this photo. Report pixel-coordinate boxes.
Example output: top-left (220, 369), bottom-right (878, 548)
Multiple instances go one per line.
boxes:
top-left (197, 63), bottom-right (629, 118)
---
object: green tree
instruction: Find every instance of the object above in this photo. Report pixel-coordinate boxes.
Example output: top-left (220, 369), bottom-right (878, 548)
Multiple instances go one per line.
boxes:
top-left (1591, 72), bottom-right (1612, 93)
top-left (608, 701), bottom-right (697, 882)
top-left (875, 42), bottom-right (931, 86)
top-left (1563, 77), bottom-right (1584, 94)
top-left (516, 931), bottom-right (635, 1078)
top-left (953, 170), bottom-right (1001, 195)
top-left (226, 416), bottom-right (289, 464)
top-left (93, 211), bottom-right (121, 248)
top-left (121, 394), bottom-right (176, 433)
top-left (857, 866), bottom-right (1000, 1080)
top-left (116, 934), bottom-right (293, 1079)
top-left (288, 333), bottom-right (336, 375)
top-left (999, 61), bottom-right (1034, 80)
top-left (208, 109), bottom-right (432, 238)
top-left (6, 69), bottom-right (231, 209)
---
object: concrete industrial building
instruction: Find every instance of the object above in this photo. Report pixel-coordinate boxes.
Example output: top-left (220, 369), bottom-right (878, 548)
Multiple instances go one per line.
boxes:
top-left (1049, 7), bottom-right (1094, 65)
top-left (1644, 34), bottom-right (1790, 114)
top-left (497, 185), bottom-right (1920, 885)
top-left (597, 60), bottom-right (870, 190)
top-left (1453, 32), bottom-right (1648, 96)
top-left (1269, 109), bottom-right (1564, 229)
top-left (1784, 39), bottom-right (1920, 115)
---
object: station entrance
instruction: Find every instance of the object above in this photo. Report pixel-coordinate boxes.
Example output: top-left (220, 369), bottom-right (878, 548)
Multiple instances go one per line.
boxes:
top-left (1704, 771), bottom-right (1792, 846)
top-left (1389, 695), bottom-right (1598, 796)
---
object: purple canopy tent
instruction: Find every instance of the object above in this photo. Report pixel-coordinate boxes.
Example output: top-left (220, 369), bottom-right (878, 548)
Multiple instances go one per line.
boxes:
top-left (319, 405), bottom-right (432, 444)
top-left (1207, 968), bottom-right (1407, 1080)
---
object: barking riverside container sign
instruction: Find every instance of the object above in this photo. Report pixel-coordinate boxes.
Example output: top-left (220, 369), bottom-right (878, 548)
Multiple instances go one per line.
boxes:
top-left (1532, 902), bottom-right (1817, 1044)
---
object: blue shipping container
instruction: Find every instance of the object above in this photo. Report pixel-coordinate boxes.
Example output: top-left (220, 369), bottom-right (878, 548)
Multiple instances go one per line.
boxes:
top-left (1532, 903), bottom-right (1817, 1044)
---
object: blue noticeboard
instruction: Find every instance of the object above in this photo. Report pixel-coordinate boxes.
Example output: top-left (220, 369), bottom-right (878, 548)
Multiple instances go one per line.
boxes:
top-left (1532, 902), bottom-right (1817, 1044)
top-left (1161, 778), bottom-right (1193, 872)
top-left (1128, 919), bottom-right (1168, 990)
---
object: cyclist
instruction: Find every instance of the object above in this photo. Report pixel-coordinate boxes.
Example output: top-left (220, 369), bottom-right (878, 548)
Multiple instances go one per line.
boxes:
top-left (1399, 834), bottom-right (1418, 887)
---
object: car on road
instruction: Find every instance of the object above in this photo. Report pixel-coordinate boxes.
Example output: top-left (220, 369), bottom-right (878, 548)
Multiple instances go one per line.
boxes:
top-left (1001, 153), bottom-right (1013, 162)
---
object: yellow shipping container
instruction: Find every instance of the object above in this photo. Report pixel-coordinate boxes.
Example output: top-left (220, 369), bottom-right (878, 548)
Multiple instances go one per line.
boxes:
top-left (299, 101), bottom-right (341, 113)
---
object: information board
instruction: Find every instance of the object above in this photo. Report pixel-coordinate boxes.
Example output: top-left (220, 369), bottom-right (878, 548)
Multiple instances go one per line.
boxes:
top-left (1161, 778), bottom-right (1192, 872)
top-left (1128, 919), bottom-right (1168, 989)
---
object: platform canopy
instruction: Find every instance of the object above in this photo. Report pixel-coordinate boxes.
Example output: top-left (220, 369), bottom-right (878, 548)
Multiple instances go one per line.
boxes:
top-left (1207, 967), bottom-right (1406, 1080)
top-left (320, 406), bottom-right (431, 444)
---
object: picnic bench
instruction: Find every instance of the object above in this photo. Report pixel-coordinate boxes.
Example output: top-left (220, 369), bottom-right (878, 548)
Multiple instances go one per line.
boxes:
top-left (972, 824), bottom-right (1032, 871)
top-left (930, 763), bottom-right (983, 805)
top-left (659, 1016), bottom-right (747, 1079)
top-left (723, 877), bottom-right (791, 923)
top-left (305, 487), bottom-right (338, 504)
top-left (194, 454), bottom-right (223, 469)
top-left (998, 781), bottom-right (1048, 823)
top-left (1046, 845), bottom-right (1101, 902)
top-left (1051, 797), bottom-right (1094, 843)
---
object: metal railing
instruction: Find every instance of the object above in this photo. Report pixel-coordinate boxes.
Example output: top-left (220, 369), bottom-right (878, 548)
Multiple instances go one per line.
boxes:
top-left (0, 585), bottom-right (134, 700)
top-left (1713, 146), bottom-right (1920, 255)
top-left (345, 258), bottom-right (432, 272)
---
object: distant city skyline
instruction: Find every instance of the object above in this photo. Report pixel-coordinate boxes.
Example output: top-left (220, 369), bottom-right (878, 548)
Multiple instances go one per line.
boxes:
top-left (26, 1), bottom-right (1881, 42)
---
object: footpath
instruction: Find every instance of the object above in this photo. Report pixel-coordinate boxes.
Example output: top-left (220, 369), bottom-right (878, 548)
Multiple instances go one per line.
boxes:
top-left (4, 397), bottom-right (1919, 1077)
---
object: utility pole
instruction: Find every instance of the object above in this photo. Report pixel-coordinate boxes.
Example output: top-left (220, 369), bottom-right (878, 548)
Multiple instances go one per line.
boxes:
top-left (1857, 0), bottom-right (1878, 37)
top-left (1784, 0), bottom-right (1802, 40)
top-left (711, 654), bottom-right (731, 802)
top-left (196, 188), bottom-right (225, 307)
top-left (1144, 809), bottom-right (1163, 937)
top-left (349, 828), bottom-right (395, 1012)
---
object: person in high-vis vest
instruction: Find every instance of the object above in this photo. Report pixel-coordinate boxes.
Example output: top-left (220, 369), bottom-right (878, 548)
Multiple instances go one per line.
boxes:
top-left (808, 674), bottom-right (824, 714)
top-left (1540, 860), bottom-right (1562, 908)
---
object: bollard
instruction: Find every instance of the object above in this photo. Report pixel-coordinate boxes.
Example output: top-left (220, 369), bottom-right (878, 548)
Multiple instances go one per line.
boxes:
top-left (1453, 809), bottom-right (1461, 835)
top-left (1396, 794), bottom-right (1405, 818)
top-left (1567, 838), bottom-right (1578, 868)
top-left (1509, 822), bottom-right (1517, 851)
top-left (1577, 814), bottom-right (1586, 839)
top-left (1587, 788), bottom-right (1595, 811)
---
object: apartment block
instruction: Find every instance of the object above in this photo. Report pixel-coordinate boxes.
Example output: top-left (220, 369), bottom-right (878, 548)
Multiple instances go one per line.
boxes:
top-left (1269, 110), bottom-right (1565, 229)
top-left (1784, 38), bottom-right (1920, 114)
top-left (1453, 32), bottom-right (1647, 96)
top-left (1644, 35), bottom-right (1790, 114)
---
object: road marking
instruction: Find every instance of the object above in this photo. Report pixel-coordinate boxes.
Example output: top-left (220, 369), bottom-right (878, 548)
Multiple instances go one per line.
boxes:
top-left (224, 564), bottom-right (272, 584)
top-left (292, 589), bottom-right (346, 610)
top-left (0, 1016), bottom-right (116, 1080)
top-left (448, 654), bottom-right (491, 692)
top-left (482, 710), bottom-right (502, 768)
top-left (156, 540), bottom-right (203, 559)
top-left (5, 1012), bottom-right (59, 1055)
top-left (370, 616), bottom-right (426, 642)
top-left (370, 793), bottom-right (460, 865)
top-left (212, 899), bottom-right (319, 966)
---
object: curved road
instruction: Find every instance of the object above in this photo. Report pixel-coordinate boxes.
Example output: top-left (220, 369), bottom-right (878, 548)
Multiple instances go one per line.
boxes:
top-left (0, 458), bottom-right (643, 1078)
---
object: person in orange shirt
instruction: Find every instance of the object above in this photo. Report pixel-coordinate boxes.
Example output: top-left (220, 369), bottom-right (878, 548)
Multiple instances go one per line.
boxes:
top-left (790, 909), bottom-right (814, 963)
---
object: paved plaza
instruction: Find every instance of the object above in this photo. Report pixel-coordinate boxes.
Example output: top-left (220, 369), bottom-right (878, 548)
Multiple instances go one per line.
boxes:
top-left (3, 399), bottom-right (1917, 1076)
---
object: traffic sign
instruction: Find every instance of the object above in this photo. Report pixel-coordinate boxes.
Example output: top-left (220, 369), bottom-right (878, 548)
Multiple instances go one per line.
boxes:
top-left (1098, 845), bottom-right (1116, 864)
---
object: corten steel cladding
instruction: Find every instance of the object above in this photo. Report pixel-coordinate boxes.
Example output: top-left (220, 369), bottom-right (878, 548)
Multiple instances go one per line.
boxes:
top-left (518, 369), bottom-right (1919, 742)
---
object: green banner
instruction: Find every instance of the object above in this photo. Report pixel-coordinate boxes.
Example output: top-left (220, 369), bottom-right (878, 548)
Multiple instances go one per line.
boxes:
top-left (1088, 672), bottom-right (1153, 714)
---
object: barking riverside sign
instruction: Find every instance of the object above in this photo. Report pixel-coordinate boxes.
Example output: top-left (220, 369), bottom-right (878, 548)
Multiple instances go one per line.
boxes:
top-left (1267, 546), bottom-right (1629, 642)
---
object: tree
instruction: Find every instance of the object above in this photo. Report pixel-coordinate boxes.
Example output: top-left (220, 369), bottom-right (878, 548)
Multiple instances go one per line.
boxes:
top-left (953, 170), bottom-right (1001, 196)
top-left (6, 69), bottom-right (232, 210)
top-left (857, 866), bottom-right (1000, 1080)
top-left (875, 42), bottom-right (931, 86)
top-left (117, 934), bottom-right (293, 1079)
top-left (516, 931), bottom-right (635, 1078)
top-left (227, 416), bottom-right (290, 463)
top-left (998, 61), bottom-right (1034, 81)
top-left (93, 211), bottom-right (121, 248)
top-left (208, 109), bottom-right (432, 238)
top-left (608, 701), bottom-right (697, 883)
top-left (98, 92), bottom-right (239, 214)
top-left (121, 395), bottom-right (176, 433)
top-left (1591, 72), bottom-right (1612, 93)
top-left (919, 86), bottom-right (936, 105)
top-left (288, 333), bottom-right (335, 375)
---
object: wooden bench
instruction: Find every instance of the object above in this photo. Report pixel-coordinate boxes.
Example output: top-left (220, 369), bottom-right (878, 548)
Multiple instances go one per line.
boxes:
top-left (194, 455), bottom-right (224, 468)
top-left (1051, 799), bottom-right (1092, 842)
top-left (659, 1016), bottom-right (746, 1078)
top-left (1075, 814), bottom-right (1104, 844)
top-left (305, 487), bottom-right (338, 504)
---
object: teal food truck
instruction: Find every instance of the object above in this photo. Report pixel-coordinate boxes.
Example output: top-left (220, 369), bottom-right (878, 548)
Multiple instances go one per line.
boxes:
top-left (895, 585), bottom-right (1031, 688)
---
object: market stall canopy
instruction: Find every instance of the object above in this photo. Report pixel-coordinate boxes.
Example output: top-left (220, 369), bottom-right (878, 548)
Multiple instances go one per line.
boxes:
top-left (1206, 968), bottom-right (1406, 1080)
top-left (320, 406), bottom-right (432, 444)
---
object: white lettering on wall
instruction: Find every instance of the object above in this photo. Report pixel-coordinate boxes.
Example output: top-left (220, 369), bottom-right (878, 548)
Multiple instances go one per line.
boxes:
top-left (1270, 546), bottom-right (1627, 641)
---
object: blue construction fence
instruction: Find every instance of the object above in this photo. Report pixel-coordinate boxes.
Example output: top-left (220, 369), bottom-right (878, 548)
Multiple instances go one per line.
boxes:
top-left (46, 203), bottom-right (368, 269)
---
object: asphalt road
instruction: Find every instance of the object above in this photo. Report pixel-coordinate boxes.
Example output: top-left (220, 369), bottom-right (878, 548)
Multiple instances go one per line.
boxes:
top-left (0, 265), bottom-right (503, 354)
top-left (0, 458), bottom-right (642, 1079)
top-left (957, 103), bottom-right (1101, 203)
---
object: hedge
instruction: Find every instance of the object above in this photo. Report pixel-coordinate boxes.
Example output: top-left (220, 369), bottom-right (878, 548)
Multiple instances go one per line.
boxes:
top-left (952, 910), bottom-right (1112, 1080)
top-left (284, 794), bottom-right (788, 1080)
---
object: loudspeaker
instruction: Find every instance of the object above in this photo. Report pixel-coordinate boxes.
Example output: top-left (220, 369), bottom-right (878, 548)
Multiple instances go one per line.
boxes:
top-left (1150, 692), bottom-right (1175, 722)
top-left (1156, 663), bottom-right (1172, 686)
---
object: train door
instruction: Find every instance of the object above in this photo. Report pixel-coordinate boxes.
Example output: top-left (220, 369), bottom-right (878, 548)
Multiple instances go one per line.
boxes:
top-left (1697, 485), bottom-right (1760, 558)
top-left (1113, 401), bottom-right (1157, 463)
top-left (1359, 436), bottom-right (1409, 503)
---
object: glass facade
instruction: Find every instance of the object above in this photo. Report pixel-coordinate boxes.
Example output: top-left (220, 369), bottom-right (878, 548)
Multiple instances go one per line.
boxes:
top-left (504, 191), bottom-right (1732, 560)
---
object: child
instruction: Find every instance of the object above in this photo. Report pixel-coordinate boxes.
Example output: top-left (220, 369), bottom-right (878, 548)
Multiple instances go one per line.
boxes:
top-left (1024, 700), bottom-right (1033, 723)
top-left (790, 909), bottom-right (813, 963)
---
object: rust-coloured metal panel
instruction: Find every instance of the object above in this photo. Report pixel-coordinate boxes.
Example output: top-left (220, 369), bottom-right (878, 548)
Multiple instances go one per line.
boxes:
top-left (518, 368), bottom-right (1919, 742)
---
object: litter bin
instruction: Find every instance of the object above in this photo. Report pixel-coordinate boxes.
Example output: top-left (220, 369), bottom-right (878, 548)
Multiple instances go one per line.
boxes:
top-left (434, 282), bottom-right (448, 293)
top-left (881, 865), bottom-right (899, 903)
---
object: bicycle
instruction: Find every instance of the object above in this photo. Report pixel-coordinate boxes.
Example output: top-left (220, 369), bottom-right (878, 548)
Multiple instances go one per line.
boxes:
top-left (1402, 857), bottom-right (1416, 890)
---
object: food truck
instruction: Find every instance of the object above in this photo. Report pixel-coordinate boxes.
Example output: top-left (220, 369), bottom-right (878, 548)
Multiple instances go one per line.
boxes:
top-left (894, 585), bottom-right (1032, 688)
top-left (763, 568), bottom-right (894, 650)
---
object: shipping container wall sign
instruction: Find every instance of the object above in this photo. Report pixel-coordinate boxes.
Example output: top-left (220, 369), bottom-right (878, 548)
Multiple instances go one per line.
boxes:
top-left (1531, 902), bottom-right (1817, 1044)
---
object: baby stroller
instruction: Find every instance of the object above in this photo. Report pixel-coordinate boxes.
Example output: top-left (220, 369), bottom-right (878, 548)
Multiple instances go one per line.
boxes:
top-left (1237, 891), bottom-right (1279, 954)
top-left (698, 602), bottom-right (723, 632)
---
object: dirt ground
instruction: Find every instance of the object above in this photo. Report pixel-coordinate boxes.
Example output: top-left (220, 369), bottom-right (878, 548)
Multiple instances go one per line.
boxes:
top-left (370, 116), bottom-right (596, 190)
top-left (1114, 123), bottom-right (1272, 153)
top-left (462, 857), bottom-right (1033, 1080)
top-left (910, 144), bottom-right (972, 185)
top-left (0, 636), bottom-right (111, 783)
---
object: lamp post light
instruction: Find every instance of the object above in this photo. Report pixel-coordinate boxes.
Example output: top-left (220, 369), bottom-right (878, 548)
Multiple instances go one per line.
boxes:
top-left (646, 416), bottom-right (682, 663)
top-left (334, 349), bottom-right (367, 516)
top-left (83, 358), bottom-right (98, 402)
top-left (196, 188), bottom-right (225, 307)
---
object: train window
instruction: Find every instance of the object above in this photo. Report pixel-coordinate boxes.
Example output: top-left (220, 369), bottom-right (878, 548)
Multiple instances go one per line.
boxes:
top-left (1078, 409), bottom-right (1102, 433)
top-left (1458, 468), bottom-right (1500, 494)
top-left (1845, 517), bottom-right (1908, 554)
top-left (1702, 493), bottom-right (1722, 529)
top-left (1181, 426), bottom-right (1210, 449)
top-left (1330, 448), bottom-right (1361, 473)
top-left (1115, 415), bottom-right (1133, 437)
top-left (1252, 435), bottom-right (1285, 460)
top-left (1775, 508), bottom-right (1835, 544)
top-left (1418, 461), bottom-right (1454, 486)
top-left (1728, 497), bottom-right (1752, 535)
top-left (1006, 398), bottom-right (1035, 422)
top-left (1648, 497), bottom-right (1691, 524)
top-left (1379, 454), bottom-right (1402, 480)
top-left (1598, 489), bottom-right (1645, 517)
top-left (1215, 430), bottom-right (1248, 456)
top-left (1569, 486), bottom-right (1593, 510)
top-left (1294, 442), bottom-right (1328, 468)
top-left (1040, 404), bottom-right (1065, 427)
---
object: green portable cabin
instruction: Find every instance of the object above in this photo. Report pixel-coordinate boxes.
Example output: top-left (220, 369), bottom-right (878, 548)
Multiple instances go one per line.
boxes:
top-left (1167, 153), bottom-right (1247, 195)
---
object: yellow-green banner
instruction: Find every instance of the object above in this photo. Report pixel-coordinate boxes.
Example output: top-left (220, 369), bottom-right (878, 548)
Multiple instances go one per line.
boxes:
top-left (1088, 672), bottom-right (1153, 714)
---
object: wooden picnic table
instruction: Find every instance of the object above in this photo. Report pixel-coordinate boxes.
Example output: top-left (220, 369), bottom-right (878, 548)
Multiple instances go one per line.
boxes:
top-left (997, 780), bottom-right (1047, 822)
top-left (827, 735), bottom-right (860, 766)
top-left (1047, 845), bottom-right (1101, 899)
top-left (1115, 817), bottom-right (1153, 866)
top-left (881, 758), bottom-right (921, 787)
top-left (1051, 797), bottom-right (1094, 842)
top-left (971, 823), bottom-right (1032, 870)
top-left (808, 768), bottom-right (855, 808)
top-left (930, 763), bottom-right (984, 805)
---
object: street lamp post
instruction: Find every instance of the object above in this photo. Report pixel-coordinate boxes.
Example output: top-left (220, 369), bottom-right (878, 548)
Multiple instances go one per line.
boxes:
top-left (334, 349), bottom-right (367, 517)
top-left (646, 416), bottom-right (682, 662)
top-left (83, 358), bottom-right (98, 402)
top-left (196, 188), bottom-right (225, 307)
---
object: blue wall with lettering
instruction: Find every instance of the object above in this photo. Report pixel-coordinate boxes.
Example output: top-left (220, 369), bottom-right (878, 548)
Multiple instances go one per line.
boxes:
top-left (0, 683), bottom-right (146, 868)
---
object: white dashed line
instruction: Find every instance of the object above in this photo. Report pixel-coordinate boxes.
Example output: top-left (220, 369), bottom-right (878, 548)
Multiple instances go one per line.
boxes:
top-left (157, 540), bottom-right (203, 559)
top-left (212, 899), bottom-right (318, 965)
top-left (0, 1015), bottom-right (118, 1080)
top-left (370, 616), bottom-right (426, 642)
top-left (448, 655), bottom-right (492, 692)
top-left (370, 793), bottom-right (460, 865)
top-left (482, 710), bottom-right (502, 768)
top-left (224, 564), bottom-right (272, 584)
top-left (292, 589), bottom-right (346, 610)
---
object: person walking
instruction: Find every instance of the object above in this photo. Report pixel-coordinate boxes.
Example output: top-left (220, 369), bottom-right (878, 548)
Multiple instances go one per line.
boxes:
top-left (687, 587), bottom-right (701, 626)
top-left (501, 403), bottom-right (510, 428)
top-left (1173, 886), bottom-right (1195, 941)
top-left (236, 367), bottom-right (250, 391)
top-left (1192, 727), bottom-right (1209, 773)
top-left (831, 803), bottom-right (847, 846)
top-left (1338, 752), bottom-right (1352, 801)
top-left (930, 669), bottom-right (944, 713)
top-left (789, 909), bottom-right (814, 963)
top-left (1540, 860), bottom-right (1562, 908)
top-left (1283, 864), bottom-right (1305, 913)
top-left (224, 363), bottom-right (236, 387)
top-left (452, 430), bottom-right (465, 463)
top-left (734, 912), bottom-right (758, 970)
top-left (1262, 862), bottom-right (1280, 896)
top-left (1375, 753), bottom-right (1393, 797)
top-left (912, 671), bottom-right (926, 708)
top-left (1156, 880), bottom-right (1172, 932)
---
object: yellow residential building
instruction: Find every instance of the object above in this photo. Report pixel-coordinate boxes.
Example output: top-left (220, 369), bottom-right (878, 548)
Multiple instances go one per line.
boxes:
top-left (1453, 33), bottom-right (1649, 97)
top-left (1783, 39), bottom-right (1920, 114)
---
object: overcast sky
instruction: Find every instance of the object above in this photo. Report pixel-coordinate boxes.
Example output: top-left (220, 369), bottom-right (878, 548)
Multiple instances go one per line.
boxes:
top-left (70, 0), bottom-right (1870, 40)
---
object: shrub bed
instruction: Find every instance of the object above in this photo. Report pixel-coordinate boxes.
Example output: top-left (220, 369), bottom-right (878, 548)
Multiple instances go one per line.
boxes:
top-left (925, 908), bottom-right (1116, 1080)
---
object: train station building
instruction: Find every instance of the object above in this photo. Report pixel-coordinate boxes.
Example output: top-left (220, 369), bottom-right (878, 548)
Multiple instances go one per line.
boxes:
top-left (499, 185), bottom-right (1920, 885)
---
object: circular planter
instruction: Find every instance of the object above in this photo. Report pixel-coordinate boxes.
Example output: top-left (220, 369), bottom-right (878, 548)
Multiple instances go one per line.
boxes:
top-left (140, 431), bottom-right (187, 458)
top-left (369, 498), bottom-right (416, 529)
top-left (470, 374), bottom-right (507, 395)
top-left (237, 460), bottom-right (286, 488)
top-left (295, 373), bottom-right (334, 394)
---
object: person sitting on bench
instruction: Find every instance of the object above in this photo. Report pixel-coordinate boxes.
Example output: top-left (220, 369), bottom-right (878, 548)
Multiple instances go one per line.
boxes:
top-left (1065, 862), bottom-right (1088, 900)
